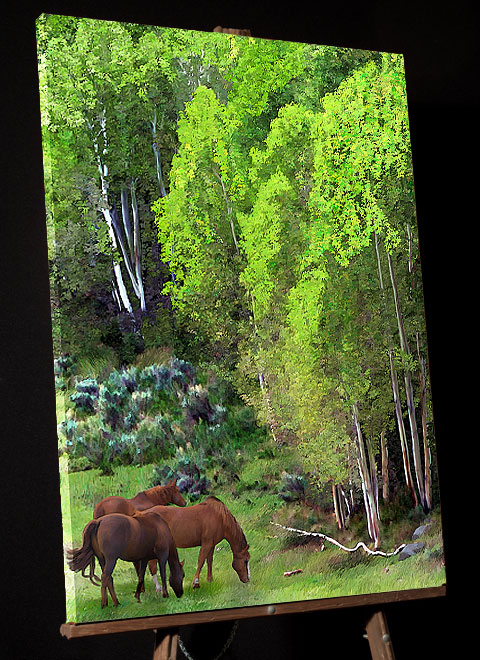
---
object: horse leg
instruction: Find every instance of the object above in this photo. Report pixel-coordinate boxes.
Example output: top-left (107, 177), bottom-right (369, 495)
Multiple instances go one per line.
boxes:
top-left (101, 558), bottom-right (119, 608)
top-left (206, 547), bottom-right (215, 583)
top-left (134, 560), bottom-right (146, 593)
top-left (156, 551), bottom-right (169, 599)
top-left (192, 544), bottom-right (213, 589)
top-left (134, 559), bottom-right (148, 603)
top-left (148, 558), bottom-right (162, 594)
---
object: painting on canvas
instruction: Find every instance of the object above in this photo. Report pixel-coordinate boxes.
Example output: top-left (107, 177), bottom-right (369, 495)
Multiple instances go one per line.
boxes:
top-left (37, 14), bottom-right (446, 623)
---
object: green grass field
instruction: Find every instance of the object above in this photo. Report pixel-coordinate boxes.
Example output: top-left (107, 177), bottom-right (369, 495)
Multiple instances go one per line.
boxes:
top-left (59, 452), bottom-right (446, 624)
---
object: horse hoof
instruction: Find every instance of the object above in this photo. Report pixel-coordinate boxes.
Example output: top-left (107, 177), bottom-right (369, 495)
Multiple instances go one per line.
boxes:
top-left (192, 581), bottom-right (200, 589)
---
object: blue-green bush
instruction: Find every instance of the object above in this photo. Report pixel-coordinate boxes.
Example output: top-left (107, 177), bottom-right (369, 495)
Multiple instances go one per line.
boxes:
top-left (152, 450), bottom-right (211, 499)
top-left (277, 472), bottom-right (308, 502)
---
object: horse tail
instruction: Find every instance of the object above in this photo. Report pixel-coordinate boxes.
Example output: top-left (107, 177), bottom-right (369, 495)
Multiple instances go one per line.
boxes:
top-left (66, 519), bottom-right (102, 586)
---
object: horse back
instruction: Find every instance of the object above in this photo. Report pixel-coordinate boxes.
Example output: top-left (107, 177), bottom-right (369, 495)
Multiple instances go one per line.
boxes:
top-left (129, 491), bottom-right (157, 510)
top-left (93, 496), bottom-right (137, 518)
top-left (149, 504), bottom-right (221, 548)
top-left (95, 513), bottom-right (162, 561)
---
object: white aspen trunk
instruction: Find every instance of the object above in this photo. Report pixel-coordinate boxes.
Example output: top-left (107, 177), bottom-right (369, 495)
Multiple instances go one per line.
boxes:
top-left (90, 112), bottom-right (135, 316)
top-left (151, 108), bottom-right (167, 198)
top-left (337, 485), bottom-right (347, 528)
top-left (121, 188), bottom-right (134, 255)
top-left (352, 402), bottom-right (381, 549)
top-left (380, 430), bottom-right (389, 502)
top-left (339, 484), bottom-right (351, 522)
top-left (110, 204), bottom-right (141, 300)
top-left (386, 249), bottom-right (426, 511)
top-left (111, 278), bottom-right (122, 311)
top-left (374, 234), bottom-right (418, 507)
top-left (102, 208), bottom-right (134, 314)
top-left (389, 349), bottom-right (418, 506)
top-left (416, 333), bottom-right (432, 511)
top-left (258, 372), bottom-right (280, 444)
top-left (365, 433), bottom-right (380, 521)
top-left (214, 169), bottom-right (240, 256)
top-left (332, 483), bottom-right (344, 530)
top-left (130, 184), bottom-right (147, 313)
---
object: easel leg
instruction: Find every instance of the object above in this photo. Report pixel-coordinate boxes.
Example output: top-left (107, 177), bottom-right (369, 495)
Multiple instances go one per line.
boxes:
top-left (153, 628), bottom-right (179, 660)
top-left (364, 610), bottom-right (396, 660)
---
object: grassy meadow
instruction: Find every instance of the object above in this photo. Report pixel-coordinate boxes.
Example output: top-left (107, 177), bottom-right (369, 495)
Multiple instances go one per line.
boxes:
top-left (60, 453), bottom-right (445, 623)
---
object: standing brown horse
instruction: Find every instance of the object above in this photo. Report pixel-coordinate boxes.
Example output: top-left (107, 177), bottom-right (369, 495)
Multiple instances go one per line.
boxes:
top-left (67, 510), bottom-right (185, 608)
top-left (147, 496), bottom-right (250, 590)
top-left (93, 479), bottom-right (186, 518)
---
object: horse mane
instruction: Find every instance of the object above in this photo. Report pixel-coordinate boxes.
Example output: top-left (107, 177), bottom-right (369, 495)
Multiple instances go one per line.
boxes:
top-left (202, 496), bottom-right (248, 550)
top-left (143, 483), bottom-right (172, 504)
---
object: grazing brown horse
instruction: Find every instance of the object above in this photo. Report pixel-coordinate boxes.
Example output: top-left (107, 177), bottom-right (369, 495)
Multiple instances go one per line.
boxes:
top-left (147, 496), bottom-right (250, 590)
top-left (67, 511), bottom-right (185, 608)
top-left (93, 479), bottom-right (186, 518)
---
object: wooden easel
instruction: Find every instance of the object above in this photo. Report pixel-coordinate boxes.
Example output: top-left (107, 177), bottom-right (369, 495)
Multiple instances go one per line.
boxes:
top-left (61, 587), bottom-right (445, 658)
top-left (364, 610), bottom-right (396, 660)
top-left (152, 610), bottom-right (395, 660)
top-left (154, 627), bottom-right (178, 660)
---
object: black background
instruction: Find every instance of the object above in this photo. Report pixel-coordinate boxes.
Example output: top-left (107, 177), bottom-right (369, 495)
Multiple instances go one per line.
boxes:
top-left (2, 1), bottom-right (476, 658)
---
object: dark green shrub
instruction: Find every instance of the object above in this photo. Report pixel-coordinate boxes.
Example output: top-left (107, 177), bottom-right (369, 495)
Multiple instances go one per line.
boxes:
top-left (278, 472), bottom-right (308, 502)
top-left (64, 416), bottom-right (111, 473)
top-left (152, 450), bottom-right (211, 499)
top-left (70, 377), bottom-right (99, 414)
top-left (101, 319), bottom-right (144, 366)
top-left (54, 354), bottom-right (76, 377)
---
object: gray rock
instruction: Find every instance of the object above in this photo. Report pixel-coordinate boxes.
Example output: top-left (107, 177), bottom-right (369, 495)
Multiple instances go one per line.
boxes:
top-left (412, 524), bottom-right (432, 540)
top-left (398, 543), bottom-right (425, 561)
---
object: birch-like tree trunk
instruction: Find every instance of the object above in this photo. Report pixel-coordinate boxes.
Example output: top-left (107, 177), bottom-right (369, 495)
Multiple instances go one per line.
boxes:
top-left (389, 349), bottom-right (419, 507)
top-left (380, 430), bottom-right (389, 502)
top-left (90, 106), bottom-right (147, 317)
top-left (214, 169), bottom-right (240, 256)
top-left (130, 185), bottom-right (147, 313)
top-left (332, 483), bottom-right (345, 530)
top-left (90, 113), bottom-right (134, 316)
top-left (386, 249), bottom-right (427, 512)
top-left (151, 107), bottom-right (167, 198)
top-left (352, 402), bottom-right (381, 549)
top-left (416, 333), bottom-right (432, 511)
top-left (374, 233), bottom-right (418, 507)
top-left (111, 186), bottom-right (147, 314)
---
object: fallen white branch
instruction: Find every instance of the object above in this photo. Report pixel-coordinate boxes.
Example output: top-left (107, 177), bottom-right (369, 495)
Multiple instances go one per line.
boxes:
top-left (271, 522), bottom-right (406, 557)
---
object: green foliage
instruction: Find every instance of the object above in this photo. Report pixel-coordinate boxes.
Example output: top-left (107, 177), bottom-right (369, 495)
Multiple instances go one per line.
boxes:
top-left (42, 16), bottom-right (436, 533)
top-left (152, 450), bottom-right (211, 499)
top-left (277, 472), bottom-right (308, 502)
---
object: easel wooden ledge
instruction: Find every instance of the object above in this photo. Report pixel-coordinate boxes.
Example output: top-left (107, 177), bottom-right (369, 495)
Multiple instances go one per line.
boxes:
top-left (61, 585), bottom-right (446, 658)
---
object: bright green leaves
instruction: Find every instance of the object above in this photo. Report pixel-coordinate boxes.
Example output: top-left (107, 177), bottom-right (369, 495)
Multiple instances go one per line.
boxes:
top-left (153, 86), bottom-right (246, 353)
top-left (298, 420), bottom-right (351, 485)
top-left (309, 53), bottom-right (410, 267)
top-left (239, 170), bottom-right (293, 314)
top-left (219, 36), bottom-right (306, 120)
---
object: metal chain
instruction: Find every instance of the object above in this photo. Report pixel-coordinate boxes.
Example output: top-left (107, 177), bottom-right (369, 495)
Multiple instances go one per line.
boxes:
top-left (178, 620), bottom-right (239, 660)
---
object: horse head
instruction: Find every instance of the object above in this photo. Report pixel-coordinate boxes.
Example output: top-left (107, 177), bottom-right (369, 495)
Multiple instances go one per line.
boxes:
top-left (169, 558), bottom-right (185, 597)
top-left (232, 544), bottom-right (250, 583)
top-left (167, 478), bottom-right (187, 507)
